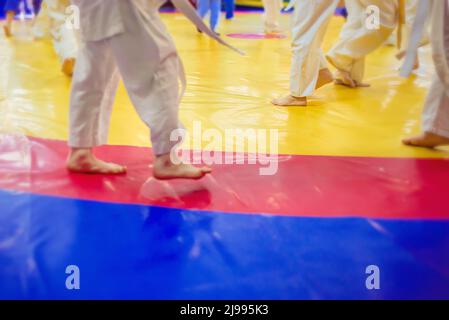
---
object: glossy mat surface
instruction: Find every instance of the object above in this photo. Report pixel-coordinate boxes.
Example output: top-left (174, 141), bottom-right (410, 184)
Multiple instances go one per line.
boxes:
top-left (1, 12), bottom-right (449, 299)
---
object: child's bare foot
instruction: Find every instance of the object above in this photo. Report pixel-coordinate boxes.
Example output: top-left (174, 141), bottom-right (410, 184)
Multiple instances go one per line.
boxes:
top-left (316, 68), bottom-right (334, 89)
top-left (396, 50), bottom-right (406, 60)
top-left (334, 70), bottom-right (370, 88)
top-left (265, 26), bottom-right (282, 34)
top-left (272, 95), bottom-right (307, 107)
top-left (396, 51), bottom-right (419, 70)
top-left (67, 148), bottom-right (127, 174)
top-left (62, 58), bottom-right (76, 77)
top-left (402, 132), bottom-right (449, 148)
top-left (153, 153), bottom-right (211, 180)
top-left (413, 58), bottom-right (420, 70)
top-left (335, 69), bottom-right (356, 88)
top-left (3, 25), bottom-right (12, 38)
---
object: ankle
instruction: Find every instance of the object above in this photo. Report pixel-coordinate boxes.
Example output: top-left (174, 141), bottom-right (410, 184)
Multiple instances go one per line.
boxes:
top-left (69, 148), bottom-right (93, 159)
top-left (155, 153), bottom-right (174, 167)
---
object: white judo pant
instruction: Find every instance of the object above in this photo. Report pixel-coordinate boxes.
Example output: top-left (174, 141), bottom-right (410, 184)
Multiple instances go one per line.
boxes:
top-left (386, 0), bottom-right (430, 48)
top-left (262, 0), bottom-right (281, 32)
top-left (326, 0), bottom-right (398, 83)
top-left (69, 5), bottom-right (183, 156)
top-left (423, 76), bottom-right (449, 138)
top-left (422, 1), bottom-right (449, 139)
top-left (290, 0), bottom-right (339, 97)
top-left (32, 0), bottom-right (78, 63)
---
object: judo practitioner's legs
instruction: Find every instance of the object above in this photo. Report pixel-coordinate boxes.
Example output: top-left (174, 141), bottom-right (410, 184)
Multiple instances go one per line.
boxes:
top-left (105, 18), bottom-right (210, 179)
top-left (197, 0), bottom-right (221, 33)
top-left (326, 0), bottom-right (398, 87)
top-left (224, 0), bottom-right (235, 20)
top-left (209, 0), bottom-right (221, 32)
top-left (3, 11), bottom-right (14, 37)
top-left (3, 0), bottom-right (21, 37)
top-left (32, 0), bottom-right (79, 76)
top-left (262, 0), bottom-right (281, 33)
top-left (272, 0), bottom-right (338, 107)
top-left (395, 0), bottom-right (430, 70)
top-left (198, 0), bottom-right (210, 19)
top-left (52, 0), bottom-right (79, 76)
top-left (58, 25), bottom-right (79, 76)
top-left (69, 3), bottom-right (210, 179)
top-left (402, 0), bottom-right (449, 148)
top-left (403, 77), bottom-right (449, 147)
top-left (67, 40), bottom-right (126, 174)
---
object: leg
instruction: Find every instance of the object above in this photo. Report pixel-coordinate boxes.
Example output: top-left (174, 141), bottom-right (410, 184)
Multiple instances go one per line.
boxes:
top-left (209, 0), bottom-right (221, 33)
top-left (327, 0), bottom-right (364, 87)
top-left (56, 20), bottom-right (79, 76)
top-left (108, 4), bottom-right (210, 179)
top-left (395, 0), bottom-right (428, 70)
top-left (46, 0), bottom-right (79, 76)
top-left (196, 0), bottom-right (210, 33)
top-left (262, 0), bottom-right (281, 33)
top-left (224, 0), bottom-right (235, 20)
top-left (272, 0), bottom-right (338, 107)
top-left (403, 77), bottom-right (449, 148)
top-left (3, 11), bottom-right (15, 37)
top-left (3, 0), bottom-right (20, 37)
top-left (197, 0), bottom-right (210, 19)
top-left (67, 40), bottom-right (125, 174)
top-left (31, 0), bottom-right (51, 39)
top-left (327, 0), bottom-right (398, 87)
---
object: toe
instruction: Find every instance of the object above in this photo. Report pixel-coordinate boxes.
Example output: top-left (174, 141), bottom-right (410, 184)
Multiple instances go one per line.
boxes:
top-left (402, 138), bottom-right (413, 146)
top-left (201, 167), bottom-right (212, 174)
top-left (112, 165), bottom-right (127, 174)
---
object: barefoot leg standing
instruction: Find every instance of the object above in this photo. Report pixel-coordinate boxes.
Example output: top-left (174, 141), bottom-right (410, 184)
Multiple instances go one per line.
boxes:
top-left (68, 0), bottom-right (211, 179)
top-left (272, 0), bottom-right (338, 107)
top-left (262, 0), bottom-right (282, 34)
top-left (3, 0), bottom-right (21, 37)
top-left (403, 0), bottom-right (449, 148)
top-left (32, 0), bottom-right (79, 76)
top-left (326, 0), bottom-right (400, 88)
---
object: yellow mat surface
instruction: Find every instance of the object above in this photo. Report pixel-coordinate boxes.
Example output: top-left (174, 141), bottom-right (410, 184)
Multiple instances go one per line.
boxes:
top-left (1, 12), bottom-right (446, 158)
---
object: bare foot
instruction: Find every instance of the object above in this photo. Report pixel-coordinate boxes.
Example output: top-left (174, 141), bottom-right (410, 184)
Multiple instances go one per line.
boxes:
top-left (335, 69), bottom-right (356, 88)
top-left (396, 50), bottom-right (406, 60)
top-left (153, 153), bottom-right (211, 180)
top-left (272, 95), bottom-right (307, 107)
top-left (396, 51), bottom-right (419, 70)
top-left (265, 26), bottom-right (282, 34)
top-left (3, 25), bottom-right (12, 38)
top-left (413, 58), bottom-right (420, 70)
top-left (62, 58), bottom-right (76, 77)
top-left (316, 68), bottom-right (334, 89)
top-left (334, 70), bottom-right (370, 88)
top-left (315, 68), bottom-right (335, 89)
top-left (353, 80), bottom-right (371, 87)
top-left (402, 132), bottom-right (449, 148)
top-left (67, 148), bottom-right (127, 174)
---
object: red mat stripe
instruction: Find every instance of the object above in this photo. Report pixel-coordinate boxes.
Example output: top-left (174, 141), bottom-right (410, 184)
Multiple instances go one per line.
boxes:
top-left (1, 135), bottom-right (449, 219)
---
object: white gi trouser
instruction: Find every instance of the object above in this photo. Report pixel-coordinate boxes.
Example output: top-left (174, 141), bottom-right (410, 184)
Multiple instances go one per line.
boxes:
top-left (69, 0), bottom-right (183, 155)
top-left (262, 0), bottom-right (281, 32)
top-left (326, 0), bottom-right (398, 83)
top-left (386, 0), bottom-right (430, 48)
top-left (421, 0), bottom-right (449, 138)
top-left (32, 0), bottom-right (79, 63)
top-left (290, 0), bottom-right (339, 97)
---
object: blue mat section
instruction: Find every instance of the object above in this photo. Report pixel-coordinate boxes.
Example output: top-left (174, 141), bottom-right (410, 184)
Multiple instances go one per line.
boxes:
top-left (0, 0), bottom-right (41, 18)
top-left (0, 189), bottom-right (448, 300)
